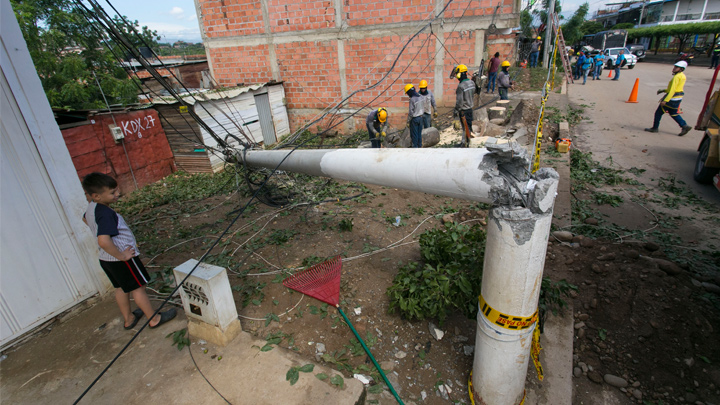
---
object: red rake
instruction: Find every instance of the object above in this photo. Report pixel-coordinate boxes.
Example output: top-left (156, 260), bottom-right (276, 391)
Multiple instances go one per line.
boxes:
top-left (282, 256), bottom-right (342, 306)
top-left (283, 257), bottom-right (404, 404)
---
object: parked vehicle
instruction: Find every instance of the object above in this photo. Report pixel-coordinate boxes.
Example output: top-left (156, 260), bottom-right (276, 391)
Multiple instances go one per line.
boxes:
top-left (626, 44), bottom-right (646, 61)
top-left (604, 48), bottom-right (637, 69)
top-left (693, 68), bottom-right (720, 190)
top-left (676, 52), bottom-right (695, 65)
top-left (592, 30), bottom-right (628, 51)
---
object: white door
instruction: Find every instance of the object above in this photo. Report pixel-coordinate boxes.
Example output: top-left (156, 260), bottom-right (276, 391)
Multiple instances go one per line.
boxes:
top-left (1, 1), bottom-right (108, 348)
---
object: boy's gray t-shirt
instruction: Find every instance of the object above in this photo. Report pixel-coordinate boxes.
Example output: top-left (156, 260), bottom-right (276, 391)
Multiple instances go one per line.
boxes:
top-left (85, 201), bottom-right (139, 262)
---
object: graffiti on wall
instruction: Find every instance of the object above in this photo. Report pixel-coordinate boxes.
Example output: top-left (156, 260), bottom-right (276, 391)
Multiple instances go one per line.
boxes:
top-left (120, 114), bottom-right (156, 139)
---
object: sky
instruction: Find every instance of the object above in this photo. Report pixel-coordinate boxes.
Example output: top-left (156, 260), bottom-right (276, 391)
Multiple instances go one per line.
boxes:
top-left (95, 0), bottom-right (202, 44)
top-left (95, 0), bottom-right (611, 45)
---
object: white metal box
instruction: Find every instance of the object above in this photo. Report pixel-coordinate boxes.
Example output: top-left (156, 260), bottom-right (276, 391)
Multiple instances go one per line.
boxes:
top-left (173, 259), bottom-right (238, 330)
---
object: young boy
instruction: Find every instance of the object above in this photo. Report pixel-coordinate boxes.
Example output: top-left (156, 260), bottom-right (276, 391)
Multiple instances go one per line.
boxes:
top-left (82, 173), bottom-right (176, 330)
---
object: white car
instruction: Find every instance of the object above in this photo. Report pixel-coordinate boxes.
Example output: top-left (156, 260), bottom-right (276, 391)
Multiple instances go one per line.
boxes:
top-left (604, 48), bottom-right (637, 69)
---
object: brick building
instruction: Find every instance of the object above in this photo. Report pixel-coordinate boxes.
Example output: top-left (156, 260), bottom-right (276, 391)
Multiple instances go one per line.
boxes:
top-left (195, 0), bottom-right (520, 133)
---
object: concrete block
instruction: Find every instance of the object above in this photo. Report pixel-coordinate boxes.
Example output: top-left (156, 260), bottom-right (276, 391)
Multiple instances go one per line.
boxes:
top-left (188, 317), bottom-right (242, 347)
top-left (559, 121), bottom-right (570, 139)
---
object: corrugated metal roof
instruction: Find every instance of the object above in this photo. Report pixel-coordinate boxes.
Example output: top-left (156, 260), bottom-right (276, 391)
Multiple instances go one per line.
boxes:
top-left (150, 83), bottom-right (267, 105)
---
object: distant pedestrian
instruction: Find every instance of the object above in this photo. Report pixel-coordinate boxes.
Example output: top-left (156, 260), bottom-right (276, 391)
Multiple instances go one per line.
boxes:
top-left (454, 64), bottom-right (475, 146)
top-left (711, 44), bottom-right (720, 69)
top-left (487, 52), bottom-right (501, 93)
top-left (612, 50), bottom-right (626, 81)
top-left (529, 37), bottom-right (541, 68)
top-left (497, 61), bottom-right (514, 100)
top-left (593, 52), bottom-right (605, 80)
top-left (419, 80), bottom-right (437, 129)
top-left (405, 84), bottom-right (425, 148)
top-left (366, 108), bottom-right (388, 148)
top-left (644, 61), bottom-right (692, 136)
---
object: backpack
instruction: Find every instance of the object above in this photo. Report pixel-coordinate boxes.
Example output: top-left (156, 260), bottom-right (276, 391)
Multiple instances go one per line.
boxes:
top-left (620, 57), bottom-right (627, 67)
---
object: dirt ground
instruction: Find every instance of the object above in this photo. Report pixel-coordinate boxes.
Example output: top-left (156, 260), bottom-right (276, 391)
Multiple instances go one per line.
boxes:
top-left (93, 73), bottom-right (720, 404)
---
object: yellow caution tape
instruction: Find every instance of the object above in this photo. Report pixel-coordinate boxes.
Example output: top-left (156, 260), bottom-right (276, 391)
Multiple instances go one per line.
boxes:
top-left (478, 295), bottom-right (538, 330)
top-left (531, 325), bottom-right (545, 381)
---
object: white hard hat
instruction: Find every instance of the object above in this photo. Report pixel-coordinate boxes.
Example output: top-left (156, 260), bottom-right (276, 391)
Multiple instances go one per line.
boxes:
top-left (674, 61), bottom-right (688, 68)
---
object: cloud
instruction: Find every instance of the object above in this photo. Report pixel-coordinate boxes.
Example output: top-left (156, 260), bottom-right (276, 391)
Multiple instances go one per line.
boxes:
top-left (142, 22), bottom-right (201, 43)
top-left (187, 13), bottom-right (197, 22)
top-left (170, 7), bottom-right (184, 19)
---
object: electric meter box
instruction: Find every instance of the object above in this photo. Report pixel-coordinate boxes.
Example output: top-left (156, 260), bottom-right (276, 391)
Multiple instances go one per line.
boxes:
top-left (109, 125), bottom-right (124, 142)
top-left (173, 259), bottom-right (238, 331)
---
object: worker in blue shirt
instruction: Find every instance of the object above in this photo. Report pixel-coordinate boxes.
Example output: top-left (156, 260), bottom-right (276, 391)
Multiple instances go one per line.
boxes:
top-left (574, 52), bottom-right (586, 81)
top-left (593, 52), bottom-right (605, 80)
top-left (612, 50), bottom-right (626, 81)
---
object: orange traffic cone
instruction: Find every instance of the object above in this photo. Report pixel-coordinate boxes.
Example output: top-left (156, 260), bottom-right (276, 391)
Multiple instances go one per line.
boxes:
top-left (607, 69), bottom-right (613, 78)
top-left (626, 78), bottom-right (639, 103)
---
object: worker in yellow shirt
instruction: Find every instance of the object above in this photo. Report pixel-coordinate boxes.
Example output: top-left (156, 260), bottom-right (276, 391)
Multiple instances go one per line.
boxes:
top-left (645, 61), bottom-right (692, 136)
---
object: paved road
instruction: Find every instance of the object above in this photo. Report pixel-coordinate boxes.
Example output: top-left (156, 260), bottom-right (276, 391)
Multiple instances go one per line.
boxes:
top-left (569, 61), bottom-right (720, 204)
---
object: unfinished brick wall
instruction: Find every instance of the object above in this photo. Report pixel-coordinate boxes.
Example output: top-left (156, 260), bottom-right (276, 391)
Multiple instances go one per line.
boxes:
top-left (208, 44), bottom-right (272, 85)
top-left (200, 0), bottom-right (518, 134)
top-left (62, 110), bottom-right (175, 194)
top-left (200, 0), bottom-right (264, 37)
top-left (276, 41), bottom-right (341, 108)
top-left (268, 0), bottom-right (335, 32)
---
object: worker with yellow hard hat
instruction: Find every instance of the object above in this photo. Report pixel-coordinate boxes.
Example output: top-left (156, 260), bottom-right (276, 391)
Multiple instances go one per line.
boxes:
top-left (497, 61), bottom-right (515, 100)
top-left (530, 36), bottom-right (542, 68)
top-left (454, 64), bottom-right (475, 147)
top-left (366, 107), bottom-right (388, 148)
top-left (405, 83), bottom-right (426, 148)
top-left (418, 79), bottom-right (437, 129)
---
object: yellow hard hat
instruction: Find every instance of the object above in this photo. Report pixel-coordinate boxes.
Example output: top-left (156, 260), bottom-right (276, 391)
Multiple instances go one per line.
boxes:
top-left (537, 36), bottom-right (541, 40)
top-left (377, 108), bottom-right (387, 122)
top-left (419, 79), bottom-right (428, 88)
top-left (404, 83), bottom-right (414, 93)
top-left (456, 64), bottom-right (468, 73)
top-left (501, 61), bottom-right (511, 67)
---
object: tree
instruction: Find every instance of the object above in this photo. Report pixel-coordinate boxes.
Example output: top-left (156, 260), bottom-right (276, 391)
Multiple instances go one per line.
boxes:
top-left (520, 9), bottom-right (534, 38)
top-left (580, 21), bottom-right (604, 36)
top-left (533, 0), bottom-right (562, 40)
top-left (611, 23), bottom-right (635, 30)
top-left (561, 3), bottom-right (589, 46)
top-left (629, 22), bottom-right (720, 53)
top-left (10, 0), bottom-right (159, 110)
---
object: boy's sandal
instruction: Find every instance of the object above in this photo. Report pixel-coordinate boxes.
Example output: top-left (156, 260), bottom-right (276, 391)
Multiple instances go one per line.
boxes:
top-left (149, 308), bottom-right (177, 329)
top-left (124, 308), bottom-right (144, 330)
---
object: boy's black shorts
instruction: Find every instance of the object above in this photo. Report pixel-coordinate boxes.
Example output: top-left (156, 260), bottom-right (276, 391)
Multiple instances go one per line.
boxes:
top-left (99, 257), bottom-right (150, 293)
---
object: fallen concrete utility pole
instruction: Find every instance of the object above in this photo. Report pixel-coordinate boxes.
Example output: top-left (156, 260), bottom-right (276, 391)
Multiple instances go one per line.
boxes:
top-left (233, 141), bottom-right (559, 405)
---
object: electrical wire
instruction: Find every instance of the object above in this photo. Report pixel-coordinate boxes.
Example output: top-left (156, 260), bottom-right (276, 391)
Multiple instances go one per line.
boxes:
top-left (72, 0), bottom-right (480, 401)
top-left (187, 342), bottom-right (232, 404)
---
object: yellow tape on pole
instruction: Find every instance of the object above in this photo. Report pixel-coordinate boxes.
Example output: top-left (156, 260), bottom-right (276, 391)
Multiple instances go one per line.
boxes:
top-left (531, 325), bottom-right (545, 381)
top-left (478, 295), bottom-right (538, 330)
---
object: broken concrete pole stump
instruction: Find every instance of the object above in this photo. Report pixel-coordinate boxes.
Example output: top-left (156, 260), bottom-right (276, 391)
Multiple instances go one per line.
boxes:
top-left (488, 107), bottom-right (507, 122)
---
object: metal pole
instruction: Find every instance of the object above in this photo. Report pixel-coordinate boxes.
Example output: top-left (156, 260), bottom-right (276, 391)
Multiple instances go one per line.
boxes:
top-left (543, 0), bottom-right (556, 67)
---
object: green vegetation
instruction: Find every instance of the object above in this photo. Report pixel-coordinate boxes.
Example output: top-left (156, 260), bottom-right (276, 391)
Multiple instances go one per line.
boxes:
top-left (629, 21), bottom-right (720, 53)
top-left (166, 328), bottom-right (190, 351)
top-left (546, 106), bottom-right (585, 126)
top-left (11, 0), bottom-right (159, 109)
top-left (387, 222), bottom-right (486, 324)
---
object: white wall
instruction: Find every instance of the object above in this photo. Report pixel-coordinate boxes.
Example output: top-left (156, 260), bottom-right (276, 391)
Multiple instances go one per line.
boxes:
top-left (1, 0), bottom-right (110, 349)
